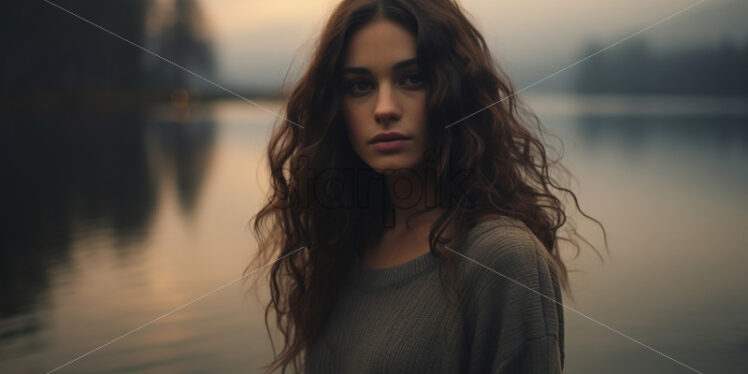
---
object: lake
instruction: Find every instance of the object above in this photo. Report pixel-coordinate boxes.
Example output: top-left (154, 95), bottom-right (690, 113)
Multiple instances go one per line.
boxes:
top-left (1, 93), bottom-right (746, 373)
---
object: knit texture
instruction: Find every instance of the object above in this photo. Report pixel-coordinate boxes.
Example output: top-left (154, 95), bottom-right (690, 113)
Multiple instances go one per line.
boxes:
top-left (303, 216), bottom-right (565, 373)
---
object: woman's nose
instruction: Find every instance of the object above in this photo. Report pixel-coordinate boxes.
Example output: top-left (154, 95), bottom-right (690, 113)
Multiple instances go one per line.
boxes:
top-left (374, 83), bottom-right (401, 124)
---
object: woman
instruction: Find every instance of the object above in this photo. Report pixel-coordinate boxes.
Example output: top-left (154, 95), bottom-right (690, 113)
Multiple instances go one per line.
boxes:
top-left (245, 0), bottom-right (606, 373)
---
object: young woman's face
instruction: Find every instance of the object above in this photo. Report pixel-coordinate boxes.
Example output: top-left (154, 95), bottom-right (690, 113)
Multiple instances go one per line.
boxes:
top-left (341, 19), bottom-right (428, 174)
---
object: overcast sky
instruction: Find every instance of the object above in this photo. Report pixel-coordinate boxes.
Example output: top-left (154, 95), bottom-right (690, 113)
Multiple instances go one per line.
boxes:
top-left (197, 0), bottom-right (748, 92)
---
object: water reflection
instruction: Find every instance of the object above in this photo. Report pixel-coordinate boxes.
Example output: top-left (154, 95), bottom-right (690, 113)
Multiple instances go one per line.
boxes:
top-left (577, 111), bottom-right (748, 156)
top-left (538, 96), bottom-right (748, 373)
top-left (146, 107), bottom-right (217, 216)
top-left (0, 106), bottom-right (216, 360)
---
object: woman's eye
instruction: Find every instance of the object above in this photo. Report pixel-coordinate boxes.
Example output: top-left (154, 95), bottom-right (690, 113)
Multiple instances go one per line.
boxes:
top-left (401, 72), bottom-right (423, 87)
top-left (346, 80), bottom-right (373, 94)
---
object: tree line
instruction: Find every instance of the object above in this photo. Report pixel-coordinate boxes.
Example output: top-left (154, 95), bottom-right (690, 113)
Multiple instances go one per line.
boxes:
top-left (575, 37), bottom-right (748, 95)
top-left (1, 0), bottom-right (213, 110)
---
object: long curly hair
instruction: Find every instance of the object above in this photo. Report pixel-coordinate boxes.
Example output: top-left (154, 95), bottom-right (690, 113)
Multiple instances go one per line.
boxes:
top-left (244, 0), bottom-right (607, 372)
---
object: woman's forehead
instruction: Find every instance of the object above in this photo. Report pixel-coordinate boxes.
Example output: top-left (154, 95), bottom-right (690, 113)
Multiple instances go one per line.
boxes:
top-left (343, 19), bottom-right (417, 70)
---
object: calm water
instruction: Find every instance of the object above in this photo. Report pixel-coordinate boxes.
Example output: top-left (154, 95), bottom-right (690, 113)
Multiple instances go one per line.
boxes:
top-left (1, 94), bottom-right (746, 373)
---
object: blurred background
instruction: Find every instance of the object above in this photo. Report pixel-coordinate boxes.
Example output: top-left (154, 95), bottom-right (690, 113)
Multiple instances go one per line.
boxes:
top-left (0, 0), bottom-right (746, 373)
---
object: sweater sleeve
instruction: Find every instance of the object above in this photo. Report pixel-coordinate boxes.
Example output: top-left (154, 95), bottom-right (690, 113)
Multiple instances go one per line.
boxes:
top-left (462, 226), bottom-right (565, 374)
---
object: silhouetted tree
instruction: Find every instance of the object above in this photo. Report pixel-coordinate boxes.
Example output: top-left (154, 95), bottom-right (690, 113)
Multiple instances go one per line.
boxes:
top-left (0, 0), bottom-right (215, 111)
top-left (0, 1), bottom-right (150, 93)
top-left (144, 0), bottom-right (215, 92)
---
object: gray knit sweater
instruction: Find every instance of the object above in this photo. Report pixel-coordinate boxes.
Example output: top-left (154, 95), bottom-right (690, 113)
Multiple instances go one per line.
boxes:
top-left (304, 217), bottom-right (564, 373)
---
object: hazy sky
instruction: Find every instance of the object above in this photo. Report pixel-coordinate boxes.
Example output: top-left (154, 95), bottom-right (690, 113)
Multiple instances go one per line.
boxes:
top-left (198, 0), bottom-right (748, 91)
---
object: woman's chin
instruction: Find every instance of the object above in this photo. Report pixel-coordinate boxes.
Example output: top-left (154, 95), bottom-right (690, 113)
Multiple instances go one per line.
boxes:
top-left (369, 160), bottom-right (422, 175)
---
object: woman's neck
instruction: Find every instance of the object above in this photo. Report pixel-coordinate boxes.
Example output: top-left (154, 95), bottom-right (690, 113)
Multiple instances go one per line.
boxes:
top-left (384, 167), bottom-right (441, 236)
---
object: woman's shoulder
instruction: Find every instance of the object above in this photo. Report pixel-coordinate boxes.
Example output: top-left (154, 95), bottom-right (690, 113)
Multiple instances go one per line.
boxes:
top-left (456, 216), bottom-right (565, 372)
top-left (450, 214), bottom-right (561, 300)
top-left (461, 215), bottom-right (547, 272)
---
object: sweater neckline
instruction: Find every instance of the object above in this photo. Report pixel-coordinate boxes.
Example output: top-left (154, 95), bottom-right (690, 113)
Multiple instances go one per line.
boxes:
top-left (352, 249), bottom-right (437, 289)
top-left (350, 217), bottom-right (509, 289)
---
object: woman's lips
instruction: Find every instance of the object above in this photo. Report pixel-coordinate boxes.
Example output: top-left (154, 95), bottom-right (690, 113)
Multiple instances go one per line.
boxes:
top-left (371, 138), bottom-right (411, 152)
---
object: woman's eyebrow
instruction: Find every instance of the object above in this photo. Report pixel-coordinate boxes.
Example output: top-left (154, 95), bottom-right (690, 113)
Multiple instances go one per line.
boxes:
top-left (341, 58), bottom-right (417, 75)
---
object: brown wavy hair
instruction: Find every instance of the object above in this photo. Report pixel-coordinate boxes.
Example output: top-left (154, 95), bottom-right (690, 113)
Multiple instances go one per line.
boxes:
top-left (244, 0), bottom-right (607, 372)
